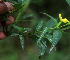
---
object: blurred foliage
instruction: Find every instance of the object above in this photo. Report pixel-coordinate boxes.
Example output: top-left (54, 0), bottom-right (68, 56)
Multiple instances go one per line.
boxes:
top-left (0, 0), bottom-right (70, 60)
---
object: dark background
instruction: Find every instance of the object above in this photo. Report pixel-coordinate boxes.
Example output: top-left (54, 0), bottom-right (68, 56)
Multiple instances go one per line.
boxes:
top-left (0, 0), bottom-right (70, 60)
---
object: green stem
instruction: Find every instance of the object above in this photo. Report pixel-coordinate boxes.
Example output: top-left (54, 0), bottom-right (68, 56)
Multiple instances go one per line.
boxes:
top-left (54, 21), bottom-right (62, 28)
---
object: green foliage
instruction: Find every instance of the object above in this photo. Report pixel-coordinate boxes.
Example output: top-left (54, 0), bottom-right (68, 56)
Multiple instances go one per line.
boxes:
top-left (40, 12), bottom-right (58, 26)
top-left (37, 27), bottom-right (48, 43)
top-left (12, 3), bottom-right (22, 11)
top-left (46, 19), bottom-right (55, 33)
top-left (1, 0), bottom-right (70, 59)
top-left (45, 33), bottom-right (53, 43)
top-left (19, 14), bottom-right (34, 20)
top-left (36, 20), bottom-right (43, 31)
top-left (15, 0), bottom-right (30, 24)
top-left (19, 35), bottom-right (24, 50)
top-left (46, 20), bottom-right (55, 29)
top-left (66, 0), bottom-right (70, 6)
top-left (12, 25), bottom-right (24, 34)
top-left (50, 29), bottom-right (62, 51)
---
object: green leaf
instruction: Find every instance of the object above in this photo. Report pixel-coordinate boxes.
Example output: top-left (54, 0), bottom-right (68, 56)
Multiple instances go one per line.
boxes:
top-left (19, 35), bottom-right (24, 50)
top-left (46, 19), bottom-right (55, 33)
top-left (66, 0), bottom-right (70, 6)
top-left (39, 45), bottom-right (45, 55)
top-left (52, 29), bottom-right (62, 47)
top-left (9, 0), bottom-right (27, 14)
top-left (45, 33), bottom-right (53, 43)
top-left (38, 39), bottom-right (47, 48)
top-left (39, 49), bottom-right (41, 59)
top-left (38, 40), bottom-right (46, 58)
top-left (40, 12), bottom-right (57, 26)
top-left (19, 14), bottom-right (34, 20)
top-left (49, 29), bottom-right (62, 51)
top-left (15, 0), bottom-right (30, 24)
top-left (37, 27), bottom-right (48, 43)
top-left (45, 33), bottom-right (56, 51)
top-left (23, 28), bottom-right (32, 34)
top-left (12, 25), bottom-right (23, 34)
top-left (12, 4), bottom-right (22, 11)
top-left (23, 28), bottom-right (32, 31)
top-left (18, 0), bottom-right (26, 4)
top-left (41, 45), bottom-right (45, 55)
top-left (12, 25), bottom-right (31, 34)
top-left (38, 42), bottom-right (46, 57)
top-left (36, 20), bottom-right (43, 31)
top-left (46, 20), bottom-right (55, 29)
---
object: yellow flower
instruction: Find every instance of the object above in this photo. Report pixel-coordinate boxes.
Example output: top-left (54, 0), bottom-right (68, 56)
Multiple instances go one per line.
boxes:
top-left (59, 14), bottom-right (61, 18)
top-left (59, 14), bottom-right (62, 21)
top-left (59, 14), bottom-right (69, 23)
top-left (62, 18), bottom-right (69, 23)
